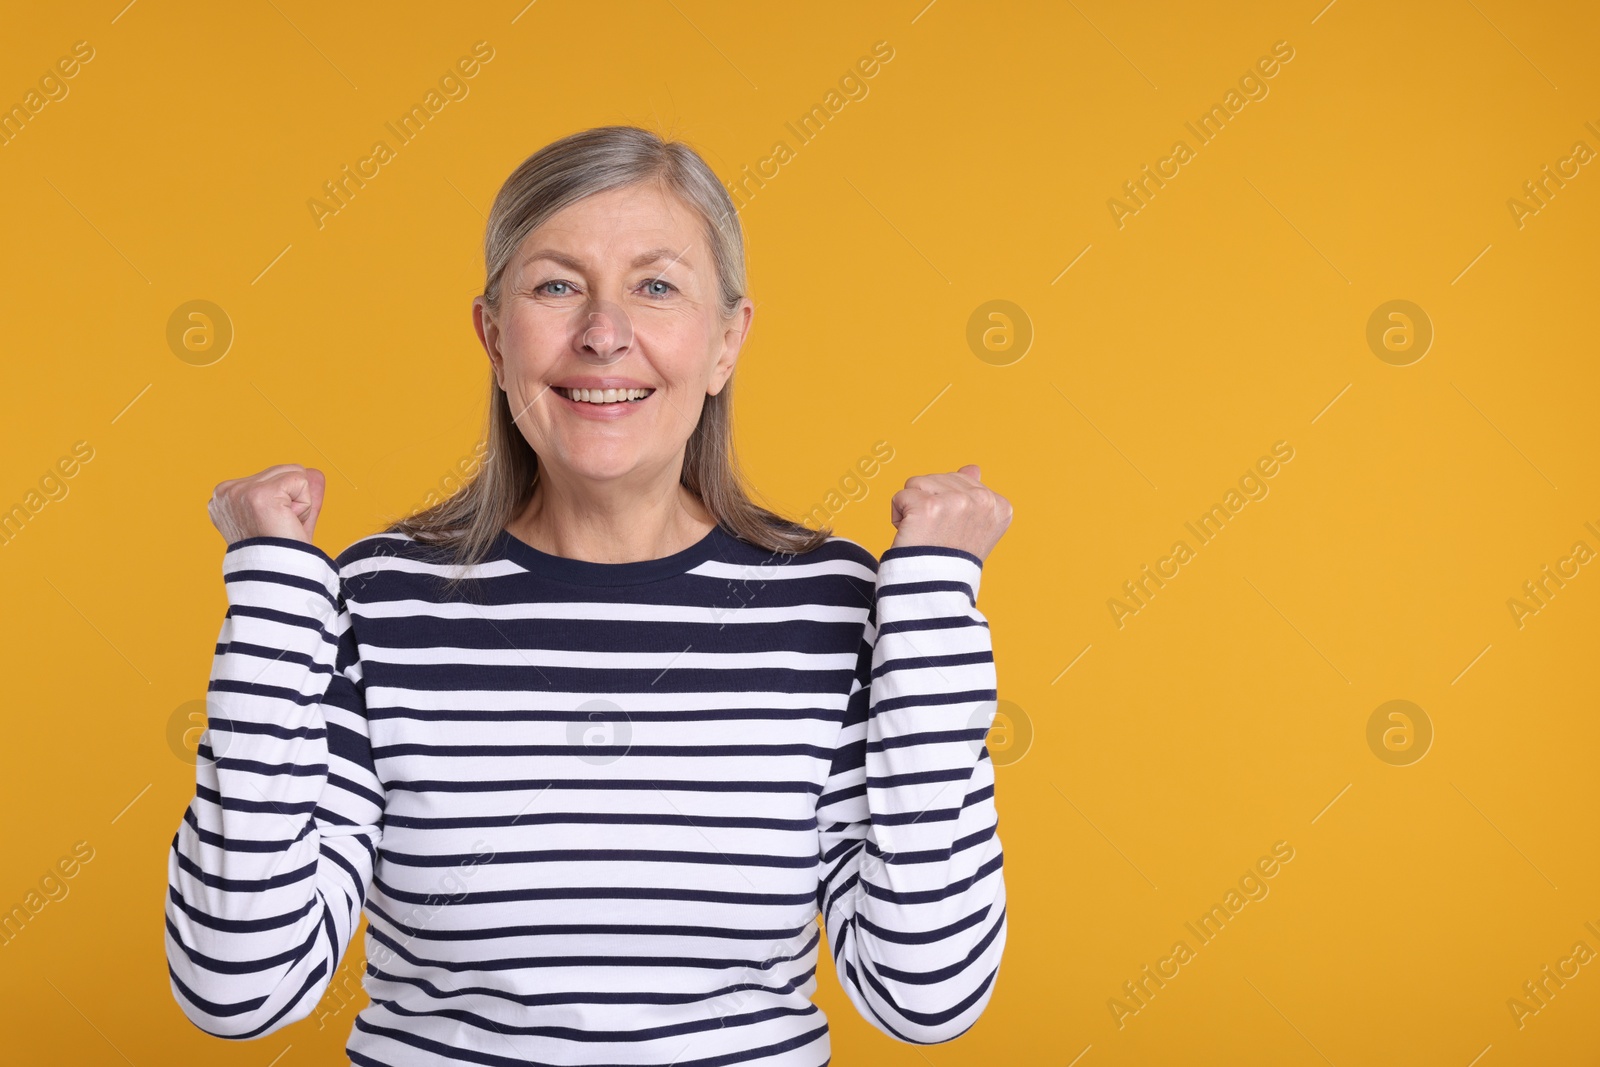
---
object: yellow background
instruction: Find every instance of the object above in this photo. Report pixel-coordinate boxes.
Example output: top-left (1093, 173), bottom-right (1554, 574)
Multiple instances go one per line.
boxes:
top-left (2, 0), bottom-right (1597, 1063)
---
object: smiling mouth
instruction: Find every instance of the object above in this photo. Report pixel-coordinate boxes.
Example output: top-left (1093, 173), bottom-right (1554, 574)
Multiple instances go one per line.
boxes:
top-left (553, 386), bottom-right (655, 404)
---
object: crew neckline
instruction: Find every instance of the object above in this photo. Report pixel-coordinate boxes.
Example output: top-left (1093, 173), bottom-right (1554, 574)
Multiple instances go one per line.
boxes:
top-left (492, 522), bottom-right (737, 586)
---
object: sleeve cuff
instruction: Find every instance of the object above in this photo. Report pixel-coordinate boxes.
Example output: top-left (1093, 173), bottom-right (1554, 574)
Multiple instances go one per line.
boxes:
top-left (223, 537), bottom-right (340, 610)
top-left (876, 545), bottom-right (984, 605)
top-left (879, 544), bottom-right (984, 568)
top-left (226, 535), bottom-right (338, 571)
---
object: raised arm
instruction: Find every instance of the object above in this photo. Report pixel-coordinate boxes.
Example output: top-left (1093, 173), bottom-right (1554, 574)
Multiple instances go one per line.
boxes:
top-left (165, 534), bottom-right (384, 1038)
top-left (817, 543), bottom-right (1007, 1043)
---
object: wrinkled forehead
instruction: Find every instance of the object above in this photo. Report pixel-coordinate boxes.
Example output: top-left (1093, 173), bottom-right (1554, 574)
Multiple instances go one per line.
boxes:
top-left (509, 184), bottom-right (710, 278)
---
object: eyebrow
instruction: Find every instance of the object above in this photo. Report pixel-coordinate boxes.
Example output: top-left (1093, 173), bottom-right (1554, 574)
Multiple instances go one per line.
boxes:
top-left (523, 246), bottom-right (692, 272)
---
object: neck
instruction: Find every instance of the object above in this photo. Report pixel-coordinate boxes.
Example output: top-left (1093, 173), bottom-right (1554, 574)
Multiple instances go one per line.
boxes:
top-left (507, 460), bottom-right (715, 564)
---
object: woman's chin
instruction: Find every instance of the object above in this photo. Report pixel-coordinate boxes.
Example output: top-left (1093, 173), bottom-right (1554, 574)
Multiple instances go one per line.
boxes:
top-left (555, 450), bottom-right (656, 484)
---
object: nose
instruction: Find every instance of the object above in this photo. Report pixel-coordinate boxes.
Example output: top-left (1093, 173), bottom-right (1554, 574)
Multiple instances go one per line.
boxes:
top-left (576, 297), bottom-right (635, 366)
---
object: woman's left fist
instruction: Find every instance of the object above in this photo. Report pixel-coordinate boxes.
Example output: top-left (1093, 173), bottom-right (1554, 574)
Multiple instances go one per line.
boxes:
top-left (888, 464), bottom-right (1013, 562)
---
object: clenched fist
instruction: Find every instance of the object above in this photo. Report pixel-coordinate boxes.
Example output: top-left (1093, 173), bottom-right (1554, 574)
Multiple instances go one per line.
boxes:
top-left (208, 464), bottom-right (326, 545)
top-left (888, 464), bottom-right (1012, 562)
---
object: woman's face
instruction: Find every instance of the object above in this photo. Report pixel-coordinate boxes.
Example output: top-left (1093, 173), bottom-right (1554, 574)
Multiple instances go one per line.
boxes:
top-left (474, 182), bottom-right (752, 489)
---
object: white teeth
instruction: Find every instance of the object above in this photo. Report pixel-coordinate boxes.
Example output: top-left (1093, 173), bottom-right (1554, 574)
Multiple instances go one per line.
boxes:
top-left (557, 387), bottom-right (653, 404)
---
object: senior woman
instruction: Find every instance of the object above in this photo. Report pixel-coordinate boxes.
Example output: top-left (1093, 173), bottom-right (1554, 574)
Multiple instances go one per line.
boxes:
top-left (165, 125), bottom-right (1011, 1066)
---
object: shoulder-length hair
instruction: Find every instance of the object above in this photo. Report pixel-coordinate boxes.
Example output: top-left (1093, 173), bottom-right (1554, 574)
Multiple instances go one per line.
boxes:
top-left (386, 125), bottom-right (832, 573)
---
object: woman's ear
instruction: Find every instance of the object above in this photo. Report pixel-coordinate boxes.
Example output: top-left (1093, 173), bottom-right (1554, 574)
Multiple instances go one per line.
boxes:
top-left (708, 298), bottom-right (754, 397)
top-left (473, 296), bottom-right (505, 390)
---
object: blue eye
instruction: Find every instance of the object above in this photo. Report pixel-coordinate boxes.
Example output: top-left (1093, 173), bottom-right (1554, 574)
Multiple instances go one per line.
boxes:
top-left (643, 279), bottom-right (675, 297)
top-left (537, 280), bottom-right (574, 296)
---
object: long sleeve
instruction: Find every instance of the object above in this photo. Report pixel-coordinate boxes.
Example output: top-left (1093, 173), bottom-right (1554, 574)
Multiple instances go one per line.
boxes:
top-left (165, 536), bottom-right (385, 1038)
top-left (816, 544), bottom-right (1007, 1043)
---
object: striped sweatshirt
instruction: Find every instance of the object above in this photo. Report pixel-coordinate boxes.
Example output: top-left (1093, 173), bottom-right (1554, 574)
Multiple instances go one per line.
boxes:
top-left (165, 522), bottom-right (1007, 1065)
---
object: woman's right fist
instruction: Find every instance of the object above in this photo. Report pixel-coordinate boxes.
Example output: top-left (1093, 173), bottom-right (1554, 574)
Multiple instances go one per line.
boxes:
top-left (208, 464), bottom-right (326, 545)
